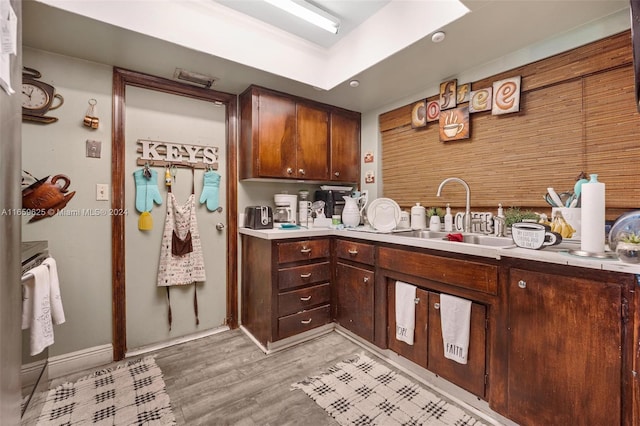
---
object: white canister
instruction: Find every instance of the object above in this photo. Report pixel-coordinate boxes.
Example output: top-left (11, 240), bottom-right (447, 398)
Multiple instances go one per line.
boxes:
top-left (429, 215), bottom-right (441, 232)
top-left (397, 211), bottom-right (410, 229)
top-left (411, 203), bottom-right (426, 230)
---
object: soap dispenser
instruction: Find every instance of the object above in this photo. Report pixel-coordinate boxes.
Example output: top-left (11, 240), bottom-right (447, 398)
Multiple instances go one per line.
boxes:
top-left (444, 204), bottom-right (453, 232)
top-left (495, 203), bottom-right (505, 237)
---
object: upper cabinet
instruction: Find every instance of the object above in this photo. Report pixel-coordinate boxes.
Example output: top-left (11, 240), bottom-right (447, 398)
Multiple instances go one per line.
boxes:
top-left (239, 85), bottom-right (361, 183)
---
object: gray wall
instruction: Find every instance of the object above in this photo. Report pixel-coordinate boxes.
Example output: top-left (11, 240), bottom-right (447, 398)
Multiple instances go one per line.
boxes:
top-left (0, 0), bottom-right (22, 423)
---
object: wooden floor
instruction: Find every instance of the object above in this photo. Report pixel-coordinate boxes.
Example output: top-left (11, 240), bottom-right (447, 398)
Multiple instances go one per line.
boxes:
top-left (31, 329), bottom-right (505, 426)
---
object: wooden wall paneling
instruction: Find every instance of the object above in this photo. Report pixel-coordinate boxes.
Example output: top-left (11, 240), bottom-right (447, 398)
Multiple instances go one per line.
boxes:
top-left (380, 31), bottom-right (639, 217)
top-left (583, 66), bottom-right (640, 208)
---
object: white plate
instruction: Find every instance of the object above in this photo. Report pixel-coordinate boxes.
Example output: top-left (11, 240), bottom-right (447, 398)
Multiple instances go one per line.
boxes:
top-left (367, 198), bottom-right (401, 232)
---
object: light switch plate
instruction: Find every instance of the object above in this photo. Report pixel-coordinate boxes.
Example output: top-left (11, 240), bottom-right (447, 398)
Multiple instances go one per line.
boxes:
top-left (86, 140), bottom-right (102, 158)
top-left (96, 184), bottom-right (109, 201)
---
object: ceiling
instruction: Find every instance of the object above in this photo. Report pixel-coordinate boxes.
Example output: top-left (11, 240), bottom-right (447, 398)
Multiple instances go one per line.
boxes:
top-left (22, 1), bottom-right (631, 113)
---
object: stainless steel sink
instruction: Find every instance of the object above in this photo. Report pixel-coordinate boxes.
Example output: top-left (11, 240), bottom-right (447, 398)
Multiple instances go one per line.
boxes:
top-left (394, 230), bottom-right (514, 247)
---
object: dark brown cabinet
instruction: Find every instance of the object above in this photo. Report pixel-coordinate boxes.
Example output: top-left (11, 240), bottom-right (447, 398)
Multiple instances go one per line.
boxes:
top-left (330, 111), bottom-right (360, 182)
top-left (504, 267), bottom-right (627, 426)
top-left (239, 85), bottom-right (360, 182)
top-left (427, 292), bottom-right (486, 398)
top-left (335, 239), bottom-right (375, 341)
top-left (241, 235), bottom-right (332, 348)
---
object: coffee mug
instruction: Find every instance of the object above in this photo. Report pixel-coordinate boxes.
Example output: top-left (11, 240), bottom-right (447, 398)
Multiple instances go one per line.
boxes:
top-left (511, 222), bottom-right (562, 249)
top-left (443, 123), bottom-right (464, 137)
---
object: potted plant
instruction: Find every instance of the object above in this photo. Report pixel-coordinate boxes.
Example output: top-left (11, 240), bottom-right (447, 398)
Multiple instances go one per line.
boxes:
top-left (616, 232), bottom-right (640, 264)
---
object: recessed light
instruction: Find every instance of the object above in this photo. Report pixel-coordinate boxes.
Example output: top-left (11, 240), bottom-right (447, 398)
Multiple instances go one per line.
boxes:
top-left (349, 80), bottom-right (360, 88)
top-left (431, 31), bottom-right (446, 43)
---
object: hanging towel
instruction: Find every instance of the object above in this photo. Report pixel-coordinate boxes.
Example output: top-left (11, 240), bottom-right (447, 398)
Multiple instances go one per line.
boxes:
top-left (440, 293), bottom-right (472, 364)
top-left (21, 265), bottom-right (54, 356)
top-left (395, 281), bottom-right (417, 345)
top-left (43, 257), bottom-right (66, 325)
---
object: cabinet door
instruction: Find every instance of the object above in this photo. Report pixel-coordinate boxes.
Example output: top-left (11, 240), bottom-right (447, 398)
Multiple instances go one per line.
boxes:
top-left (428, 292), bottom-right (486, 398)
top-left (257, 91), bottom-right (296, 178)
top-left (387, 285), bottom-right (428, 368)
top-left (335, 263), bottom-right (374, 342)
top-left (507, 269), bottom-right (622, 426)
top-left (297, 103), bottom-right (329, 180)
top-left (330, 112), bottom-right (360, 183)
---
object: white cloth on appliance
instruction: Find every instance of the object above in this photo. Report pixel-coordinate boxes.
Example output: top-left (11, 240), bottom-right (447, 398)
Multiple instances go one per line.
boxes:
top-left (21, 264), bottom-right (54, 356)
top-left (395, 281), bottom-right (416, 345)
top-left (440, 293), bottom-right (471, 364)
top-left (43, 257), bottom-right (66, 325)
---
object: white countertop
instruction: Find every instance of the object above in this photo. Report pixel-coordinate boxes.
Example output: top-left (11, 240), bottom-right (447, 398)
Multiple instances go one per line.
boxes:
top-left (239, 226), bottom-right (640, 275)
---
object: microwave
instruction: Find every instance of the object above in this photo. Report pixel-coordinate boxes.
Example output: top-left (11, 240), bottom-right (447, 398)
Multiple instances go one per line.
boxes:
top-left (313, 190), bottom-right (350, 218)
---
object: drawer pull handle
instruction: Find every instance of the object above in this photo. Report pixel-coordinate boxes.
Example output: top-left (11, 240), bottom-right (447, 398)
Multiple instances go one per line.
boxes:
top-left (300, 296), bottom-right (312, 301)
top-left (300, 247), bottom-right (311, 254)
top-left (300, 273), bottom-right (312, 278)
top-left (434, 302), bottom-right (440, 310)
top-left (348, 249), bottom-right (359, 255)
top-left (301, 318), bottom-right (312, 324)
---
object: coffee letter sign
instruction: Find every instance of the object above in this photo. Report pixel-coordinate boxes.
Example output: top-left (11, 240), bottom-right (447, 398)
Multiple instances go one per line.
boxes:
top-left (492, 76), bottom-right (521, 115)
top-left (469, 87), bottom-right (492, 113)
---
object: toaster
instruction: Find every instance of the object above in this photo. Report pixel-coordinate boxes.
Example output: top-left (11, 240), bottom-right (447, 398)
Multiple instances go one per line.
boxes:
top-left (244, 206), bottom-right (273, 229)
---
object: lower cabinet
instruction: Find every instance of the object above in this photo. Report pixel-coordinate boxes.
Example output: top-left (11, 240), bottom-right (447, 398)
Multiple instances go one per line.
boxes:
top-left (505, 267), bottom-right (627, 426)
top-left (241, 235), bottom-right (332, 347)
top-left (335, 263), bottom-right (374, 341)
top-left (335, 239), bottom-right (376, 342)
top-left (387, 285), bottom-right (487, 397)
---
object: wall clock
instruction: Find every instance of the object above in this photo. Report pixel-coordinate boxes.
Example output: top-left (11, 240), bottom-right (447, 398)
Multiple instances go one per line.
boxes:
top-left (22, 67), bottom-right (64, 124)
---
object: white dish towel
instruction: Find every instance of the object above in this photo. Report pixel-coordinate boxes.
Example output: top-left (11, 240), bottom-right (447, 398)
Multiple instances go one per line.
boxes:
top-left (440, 293), bottom-right (472, 364)
top-left (395, 281), bottom-right (416, 345)
top-left (21, 264), bottom-right (54, 356)
top-left (43, 257), bottom-right (66, 325)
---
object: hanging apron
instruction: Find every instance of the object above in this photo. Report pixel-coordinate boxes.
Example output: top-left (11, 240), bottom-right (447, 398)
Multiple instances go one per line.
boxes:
top-left (157, 169), bottom-right (206, 329)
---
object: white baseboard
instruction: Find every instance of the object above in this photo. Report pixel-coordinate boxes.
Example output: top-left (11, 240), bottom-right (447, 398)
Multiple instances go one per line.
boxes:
top-left (47, 343), bottom-right (113, 381)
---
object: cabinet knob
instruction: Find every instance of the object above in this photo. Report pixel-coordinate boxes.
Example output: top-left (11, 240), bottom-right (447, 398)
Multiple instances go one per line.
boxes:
top-left (348, 249), bottom-right (359, 255)
top-left (286, 167), bottom-right (293, 175)
top-left (299, 168), bottom-right (305, 175)
top-left (334, 171), bottom-right (340, 177)
top-left (363, 276), bottom-right (369, 283)
top-left (518, 280), bottom-right (527, 289)
top-left (434, 302), bottom-right (440, 310)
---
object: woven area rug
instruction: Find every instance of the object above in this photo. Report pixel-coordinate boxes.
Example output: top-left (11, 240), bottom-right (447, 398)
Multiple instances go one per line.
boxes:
top-left (292, 353), bottom-right (489, 426)
top-left (36, 356), bottom-right (176, 426)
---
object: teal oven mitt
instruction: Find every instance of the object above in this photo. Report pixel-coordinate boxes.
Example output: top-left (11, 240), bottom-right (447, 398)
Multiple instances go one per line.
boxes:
top-left (133, 168), bottom-right (163, 213)
top-left (199, 170), bottom-right (221, 211)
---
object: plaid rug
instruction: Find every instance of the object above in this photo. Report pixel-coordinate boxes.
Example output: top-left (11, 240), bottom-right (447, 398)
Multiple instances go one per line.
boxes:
top-left (36, 356), bottom-right (176, 425)
top-left (292, 353), bottom-right (489, 426)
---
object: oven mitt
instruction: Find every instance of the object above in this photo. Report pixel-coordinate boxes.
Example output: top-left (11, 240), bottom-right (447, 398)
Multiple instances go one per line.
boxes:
top-left (199, 170), bottom-right (221, 211)
top-left (133, 168), bottom-right (163, 213)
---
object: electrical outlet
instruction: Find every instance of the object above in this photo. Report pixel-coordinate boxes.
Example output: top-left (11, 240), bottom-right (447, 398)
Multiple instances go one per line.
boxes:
top-left (96, 184), bottom-right (109, 201)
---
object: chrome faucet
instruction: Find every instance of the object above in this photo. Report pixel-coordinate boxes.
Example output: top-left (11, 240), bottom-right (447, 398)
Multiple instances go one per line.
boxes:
top-left (436, 177), bottom-right (471, 233)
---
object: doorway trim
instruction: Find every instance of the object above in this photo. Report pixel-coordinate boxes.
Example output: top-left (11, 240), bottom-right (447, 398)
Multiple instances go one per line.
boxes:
top-left (111, 67), bottom-right (238, 361)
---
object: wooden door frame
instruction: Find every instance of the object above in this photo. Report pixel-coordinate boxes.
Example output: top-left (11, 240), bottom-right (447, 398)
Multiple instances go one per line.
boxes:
top-left (111, 67), bottom-right (238, 361)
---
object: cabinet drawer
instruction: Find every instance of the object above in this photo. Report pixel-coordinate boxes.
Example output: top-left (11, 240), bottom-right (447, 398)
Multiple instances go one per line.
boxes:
top-left (278, 262), bottom-right (330, 291)
top-left (278, 283), bottom-right (331, 317)
top-left (336, 239), bottom-right (375, 265)
top-left (278, 304), bottom-right (331, 340)
top-left (278, 239), bottom-right (330, 263)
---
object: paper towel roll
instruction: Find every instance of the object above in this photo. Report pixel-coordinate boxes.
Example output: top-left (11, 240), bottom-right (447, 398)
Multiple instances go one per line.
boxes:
top-left (580, 174), bottom-right (605, 253)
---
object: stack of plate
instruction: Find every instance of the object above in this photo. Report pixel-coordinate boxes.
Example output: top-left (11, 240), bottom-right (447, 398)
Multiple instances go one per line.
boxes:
top-left (367, 198), bottom-right (401, 232)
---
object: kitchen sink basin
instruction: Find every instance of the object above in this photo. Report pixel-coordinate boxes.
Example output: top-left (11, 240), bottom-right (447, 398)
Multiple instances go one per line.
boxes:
top-left (394, 230), bottom-right (514, 247)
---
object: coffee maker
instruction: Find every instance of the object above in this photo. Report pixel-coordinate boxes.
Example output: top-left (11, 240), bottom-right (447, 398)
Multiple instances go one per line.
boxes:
top-left (273, 193), bottom-right (297, 225)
